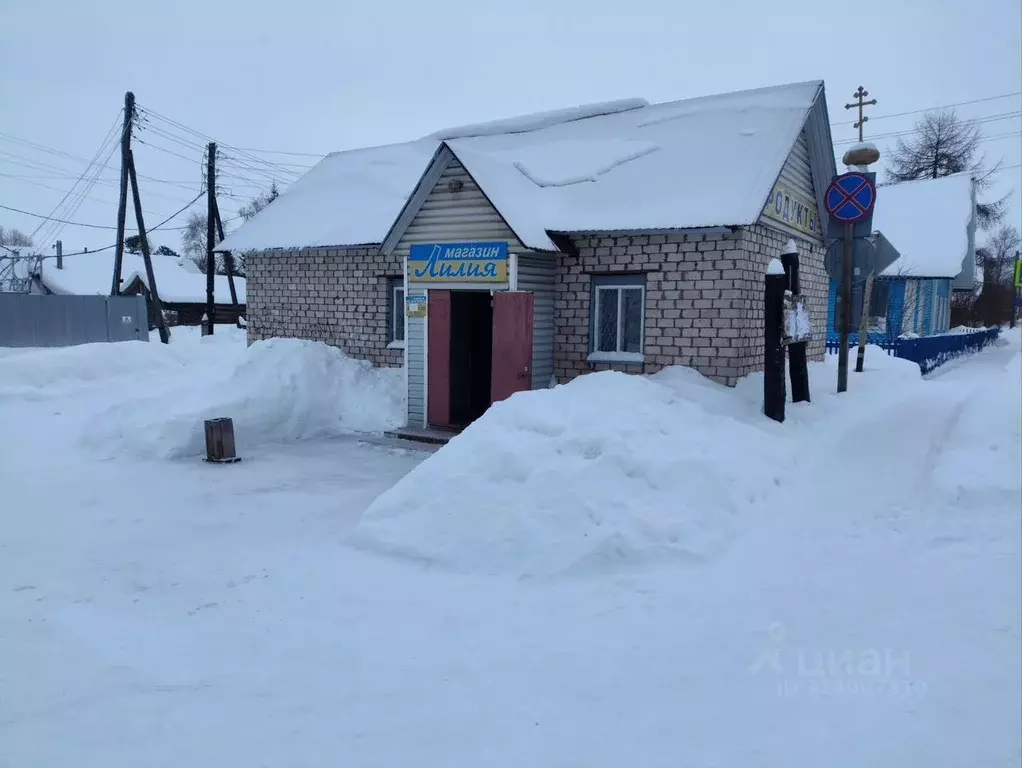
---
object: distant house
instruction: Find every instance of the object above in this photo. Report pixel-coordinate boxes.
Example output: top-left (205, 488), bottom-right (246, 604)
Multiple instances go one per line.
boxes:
top-left (827, 173), bottom-right (976, 338)
top-left (33, 253), bottom-right (246, 328)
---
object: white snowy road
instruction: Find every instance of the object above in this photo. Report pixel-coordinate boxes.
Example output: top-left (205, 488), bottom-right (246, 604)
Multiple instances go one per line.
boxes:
top-left (1, 334), bottom-right (1019, 767)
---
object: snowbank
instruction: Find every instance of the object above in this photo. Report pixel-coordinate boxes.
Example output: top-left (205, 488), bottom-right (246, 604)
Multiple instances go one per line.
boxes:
top-left (83, 339), bottom-right (404, 459)
top-left (353, 368), bottom-right (781, 577)
top-left (355, 347), bottom-right (932, 578)
top-left (0, 341), bottom-right (189, 399)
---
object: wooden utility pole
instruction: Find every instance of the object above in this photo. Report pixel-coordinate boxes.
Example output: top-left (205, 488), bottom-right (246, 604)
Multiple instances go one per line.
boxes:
top-left (111, 91), bottom-right (134, 296)
top-left (127, 149), bottom-right (169, 344)
top-left (55, 240), bottom-right (62, 269)
top-left (206, 142), bottom-right (217, 335)
top-left (212, 197), bottom-right (240, 308)
top-left (855, 272), bottom-right (875, 372)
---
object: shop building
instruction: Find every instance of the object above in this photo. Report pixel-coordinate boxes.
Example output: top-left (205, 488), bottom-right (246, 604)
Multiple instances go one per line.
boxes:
top-left (220, 80), bottom-right (838, 431)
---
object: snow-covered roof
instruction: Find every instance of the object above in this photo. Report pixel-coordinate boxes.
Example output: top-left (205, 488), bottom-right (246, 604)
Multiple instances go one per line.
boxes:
top-left (877, 174), bottom-right (974, 279)
top-left (37, 254), bottom-right (246, 303)
top-left (219, 81), bottom-right (825, 253)
top-left (445, 81), bottom-right (823, 250)
top-left (217, 141), bottom-right (437, 252)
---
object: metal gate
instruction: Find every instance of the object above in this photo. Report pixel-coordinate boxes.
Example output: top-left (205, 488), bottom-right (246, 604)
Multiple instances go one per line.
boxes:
top-left (0, 294), bottom-right (149, 347)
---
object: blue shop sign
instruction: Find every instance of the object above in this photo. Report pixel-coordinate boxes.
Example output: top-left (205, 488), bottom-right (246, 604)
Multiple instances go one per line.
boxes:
top-left (409, 242), bottom-right (508, 283)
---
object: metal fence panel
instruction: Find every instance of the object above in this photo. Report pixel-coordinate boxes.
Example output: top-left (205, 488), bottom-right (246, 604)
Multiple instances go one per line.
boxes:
top-left (825, 328), bottom-right (1001, 374)
top-left (0, 294), bottom-right (149, 347)
top-left (106, 295), bottom-right (148, 342)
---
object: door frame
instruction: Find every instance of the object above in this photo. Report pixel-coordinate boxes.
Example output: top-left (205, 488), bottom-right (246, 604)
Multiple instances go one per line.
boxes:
top-left (416, 253), bottom-right (518, 428)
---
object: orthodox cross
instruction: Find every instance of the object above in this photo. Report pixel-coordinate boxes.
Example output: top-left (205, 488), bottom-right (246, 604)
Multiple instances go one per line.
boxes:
top-left (845, 86), bottom-right (877, 142)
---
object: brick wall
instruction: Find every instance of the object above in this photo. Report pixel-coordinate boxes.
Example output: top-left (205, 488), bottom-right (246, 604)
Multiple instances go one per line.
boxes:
top-left (245, 246), bottom-right (403, 368)
top-left (736, 224), bottom-right (828, 364)
top-left (554, 228), bottom-right (826, 386)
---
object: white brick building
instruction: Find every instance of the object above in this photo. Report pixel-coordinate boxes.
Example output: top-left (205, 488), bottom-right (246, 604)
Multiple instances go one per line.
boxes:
top-left (220, 81), bottom-right (837, 431)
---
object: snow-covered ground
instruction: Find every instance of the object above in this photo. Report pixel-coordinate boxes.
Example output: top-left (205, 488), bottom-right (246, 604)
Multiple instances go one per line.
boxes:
top-left (1, 331), bottom-right (1019, 766)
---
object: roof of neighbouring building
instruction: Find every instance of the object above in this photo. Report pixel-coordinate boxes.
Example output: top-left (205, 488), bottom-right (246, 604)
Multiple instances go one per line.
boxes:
top-left (218, 81), bottom-right (831, 253)
top-left (877, 174), bottom-right (974, 279)
top-left (36, 253), bottom-right (246, 303)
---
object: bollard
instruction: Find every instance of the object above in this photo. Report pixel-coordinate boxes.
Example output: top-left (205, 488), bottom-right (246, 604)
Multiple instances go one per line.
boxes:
top-left (204, 418), bottom-right (241, 463)
top-left (764, 259), bottom-right (786, 423)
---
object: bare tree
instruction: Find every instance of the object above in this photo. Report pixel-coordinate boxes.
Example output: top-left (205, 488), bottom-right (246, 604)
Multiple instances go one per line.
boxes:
top-left (971, 225), bottom-right (1020, 326)
top-left (980, 225), bottom-right (1020, 286)
top-left (885, 110), bottom-right (1009, 228)
top-left (179, 212), bottom-right (207, 271)
top-left (0, 226), bottom-right (33, 248)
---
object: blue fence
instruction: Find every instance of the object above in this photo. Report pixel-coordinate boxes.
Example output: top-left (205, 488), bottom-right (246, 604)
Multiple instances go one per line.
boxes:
top-left (825, 328), bottom-right (1001, 375)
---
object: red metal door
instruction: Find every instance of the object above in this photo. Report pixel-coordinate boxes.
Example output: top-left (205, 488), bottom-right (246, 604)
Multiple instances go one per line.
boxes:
top-left (491, 291), bottom-right (534, 404)
top-left (427, 290), bottom-right (451, 427)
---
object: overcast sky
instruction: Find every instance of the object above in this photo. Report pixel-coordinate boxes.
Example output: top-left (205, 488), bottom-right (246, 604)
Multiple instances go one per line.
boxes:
top-left (2, 0), bottom-right (1019, 256)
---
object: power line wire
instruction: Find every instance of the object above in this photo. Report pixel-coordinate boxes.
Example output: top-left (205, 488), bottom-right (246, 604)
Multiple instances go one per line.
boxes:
top-left (0, 191), bottom-right (215, 234)
top-left (830, 91), bottom-right (1022, 128)
top-left (833, 111), bottom-right (1021, 145)
top-left (136, 104), bottom-right (308, 176)
top-left (231, 146), bottom-right (327, 158)
top-left (0, 132), bottom-right (200, 192)
top-left (31, 113), bottom-right (123, 244)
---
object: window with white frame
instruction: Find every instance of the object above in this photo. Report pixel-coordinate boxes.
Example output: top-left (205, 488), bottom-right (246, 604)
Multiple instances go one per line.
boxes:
top-left (388, 277), bottom-right (405, 344)
top-left (590, 274), bottom-right (645, 359)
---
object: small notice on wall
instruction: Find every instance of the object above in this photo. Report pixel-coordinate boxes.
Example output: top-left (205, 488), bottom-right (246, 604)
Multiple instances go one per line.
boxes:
top-left (406, 294), bottom-right (427, 318)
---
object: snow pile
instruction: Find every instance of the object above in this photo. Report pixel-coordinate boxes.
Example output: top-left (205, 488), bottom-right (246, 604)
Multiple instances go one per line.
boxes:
top-left (510, 140), bottom-right (661, 187)
top-left (0, 341), bottom-right (188, 400)
top-left (353, 369), bottom-right (781, 577)
top-left (82, 339), bottom-right (404, 459)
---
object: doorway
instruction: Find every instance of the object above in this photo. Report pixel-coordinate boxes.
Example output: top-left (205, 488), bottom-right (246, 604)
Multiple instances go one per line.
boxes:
top-left (426, 289), bottom-right (534, 430)
top-left (449, 291), bottom-right (492, 427)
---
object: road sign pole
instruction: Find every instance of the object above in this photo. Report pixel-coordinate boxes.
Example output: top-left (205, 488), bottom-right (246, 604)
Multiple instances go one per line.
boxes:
top-left (837, 222), bottom-right (853, 393)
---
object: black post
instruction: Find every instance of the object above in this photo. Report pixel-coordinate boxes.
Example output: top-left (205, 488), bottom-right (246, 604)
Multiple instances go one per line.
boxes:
top-left (127, 150), bottom-right (169, 344)
top-left (764, 264), bottom-right (786, 423)
top-left (212, 197), bottom-right (239, 308)
top-left (837, 222), bottom-right (854, 393)
top-left (206, 142), bottom-right (217, 335)
top-left (55, 240), bottom-right (62, 270)
top-left (111, 91), bottom-right (134, 296)
top-left (780, 243), bottom-right (810, 403)
top-left (855, 272), bottom-right (874, 372)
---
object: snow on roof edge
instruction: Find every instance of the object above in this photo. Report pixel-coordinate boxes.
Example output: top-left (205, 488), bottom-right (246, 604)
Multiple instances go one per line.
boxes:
top-left (430, 98), bottom-right (650, 141)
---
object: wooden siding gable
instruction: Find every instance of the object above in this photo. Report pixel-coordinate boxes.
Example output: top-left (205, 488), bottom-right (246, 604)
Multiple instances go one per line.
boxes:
top-left (757, 84), bottom-right (837, 243)
top-left (383, 142), bottom-right (550, 256)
